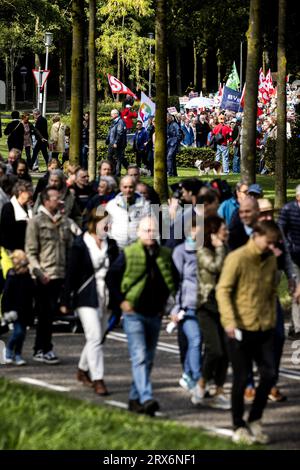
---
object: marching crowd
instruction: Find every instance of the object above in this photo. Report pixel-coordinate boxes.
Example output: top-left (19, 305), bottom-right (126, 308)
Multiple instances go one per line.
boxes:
top-left (0, 104), bottom-right (300, 445)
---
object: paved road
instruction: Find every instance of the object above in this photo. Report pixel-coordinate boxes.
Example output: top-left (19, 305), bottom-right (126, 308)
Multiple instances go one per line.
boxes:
top-left (1, 319), bottom-right (300, 449)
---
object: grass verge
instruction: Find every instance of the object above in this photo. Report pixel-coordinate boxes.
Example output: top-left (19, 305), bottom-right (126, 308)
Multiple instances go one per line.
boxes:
top-left (0, 378), bottom-right (260, 450)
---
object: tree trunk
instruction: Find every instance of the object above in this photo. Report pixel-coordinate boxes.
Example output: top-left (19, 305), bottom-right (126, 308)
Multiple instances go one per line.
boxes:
top-left (275, 0), bottom-right (287, 209)
top-left (88, 0), bottom-right (97, 181)
top-left (193, 41), bottom-right (197, 87)
top-left (70, 0), bottom-right (84, 165)
top-left (83, 43), bottom-right (88, 107)
top-left (175, 45), bottom-right (182, 96)
top-left (167, 56), bottom-right (170, 97)
top-left (5, 55), bottom-right (11, 111)
top-left (154, 0), bottom-right (168, 202)
top-left (10, 49), bottom-right (15, 110)
top-left (241, 0), bottom-right (262, 184)
top-left (59, 39), bottom-right (67, 114)
top-left (33, 16), bottom-right (40, 107)
top-left (201, 49), bottom-right (207, 93)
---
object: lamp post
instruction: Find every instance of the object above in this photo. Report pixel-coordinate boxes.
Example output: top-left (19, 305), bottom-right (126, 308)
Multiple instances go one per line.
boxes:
top-left (20, 66), bottom-right (27, 102)
top-left (148, 32), bottom-right (154, 97)
top-left (42, 32), bottom-right (53, 116)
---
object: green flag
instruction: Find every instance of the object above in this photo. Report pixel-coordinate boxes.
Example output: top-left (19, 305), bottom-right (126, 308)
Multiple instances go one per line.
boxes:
top-left (226, 62), bottom-right (240, 91)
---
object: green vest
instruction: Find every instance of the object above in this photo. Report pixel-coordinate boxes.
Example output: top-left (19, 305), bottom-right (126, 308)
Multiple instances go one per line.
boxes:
top-left (121, 240), bottom-right (176, 309)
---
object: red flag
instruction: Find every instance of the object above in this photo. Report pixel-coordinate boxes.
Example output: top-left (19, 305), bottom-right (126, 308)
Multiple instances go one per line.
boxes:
top-left (218, 83), bottom-right (223, 97)
top-left (107, 74), bottom-right (137, 99)
top-left (240, 83), bottom-right (246, 108)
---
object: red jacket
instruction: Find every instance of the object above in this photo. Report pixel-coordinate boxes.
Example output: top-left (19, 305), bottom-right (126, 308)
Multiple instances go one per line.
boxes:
top-left (213, 123), bottom-right (232, 145)
top-left (121, 108), bottom-right (138, 130)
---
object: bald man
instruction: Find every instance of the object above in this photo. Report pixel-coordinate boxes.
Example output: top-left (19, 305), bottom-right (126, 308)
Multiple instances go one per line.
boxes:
top-left (105, 176), bottom-right (151, 249)
top-left (228, 197), bottom-right (259, 251)
top-left (105, 216), bottom-right (177, 415)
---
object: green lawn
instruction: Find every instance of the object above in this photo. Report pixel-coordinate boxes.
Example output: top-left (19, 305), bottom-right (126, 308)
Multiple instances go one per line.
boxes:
top-left (0, 378), bottom-right (260, 450)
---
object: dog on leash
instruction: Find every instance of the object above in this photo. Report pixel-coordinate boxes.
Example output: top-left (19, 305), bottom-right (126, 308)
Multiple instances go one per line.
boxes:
top-left (194, 159), bottom-right (222, 176)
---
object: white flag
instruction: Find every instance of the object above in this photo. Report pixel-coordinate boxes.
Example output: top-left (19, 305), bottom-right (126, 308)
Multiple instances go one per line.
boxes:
top-left (138, 92), bottom-right (156, 128)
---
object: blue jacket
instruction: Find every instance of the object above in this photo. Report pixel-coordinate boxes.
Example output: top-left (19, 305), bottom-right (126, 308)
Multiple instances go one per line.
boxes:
top-left (278, 200), bottom-right (300, 266)
top-left (167, 121), bottom-right (181, 148)
top-left (218, 197), bottom-right (239, 226)
top-left (106, 117), bottom-right (127, 148)
top-left (133, 127), bottom-right (148, 152)
top-left (181, 124), bottom-right (194, 146)
top-left (172, 241), bottom-right (198, 312)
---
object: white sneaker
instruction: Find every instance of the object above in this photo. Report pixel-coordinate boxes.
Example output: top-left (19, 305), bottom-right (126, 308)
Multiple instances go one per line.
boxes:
top-left (248, 420), bottom-right (270, 444)
top-left (232, 427), bottom-right (255, 445)
top-left (179, 373), bottom-right (196, 392)
top-left (209, 393), bottom-right (231, 410)
top-left (191, 383), bottom-right (205, 405)
top-left (5, 357), bottom-right (14, 364)
top-left (14, 356), bottom-right (27, 366)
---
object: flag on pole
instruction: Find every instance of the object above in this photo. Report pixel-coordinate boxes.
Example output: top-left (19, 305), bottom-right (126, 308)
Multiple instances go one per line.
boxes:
top-left (225, 62), bottom-right (240, 91)
top-left (138, 92), bottom-right (156, 128)
top-left (107, 74), bottom-right (137, 99)
top-left (240, 83), bottom-right (246, 108)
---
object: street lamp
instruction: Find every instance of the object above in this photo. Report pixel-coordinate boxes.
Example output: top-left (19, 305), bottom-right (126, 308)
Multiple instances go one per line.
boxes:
top-left (20, 66), bottom-right (27, 102)
top-left (148, 32), bottom-right (154, 97)
top-left (42, 31), bottom-right (53, 116)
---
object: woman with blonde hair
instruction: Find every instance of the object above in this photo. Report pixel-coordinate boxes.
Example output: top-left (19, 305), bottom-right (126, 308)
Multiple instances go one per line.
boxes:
top-left (61, 208), bottom-right (119, 395)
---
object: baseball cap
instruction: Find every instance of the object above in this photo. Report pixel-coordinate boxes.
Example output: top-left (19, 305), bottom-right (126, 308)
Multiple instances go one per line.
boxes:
top-left (248, 184), bottom-right (263, 196)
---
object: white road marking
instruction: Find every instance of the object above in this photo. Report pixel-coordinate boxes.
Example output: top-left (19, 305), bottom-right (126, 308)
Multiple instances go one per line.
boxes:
top-left (19, 377), bottom-right (71, 392)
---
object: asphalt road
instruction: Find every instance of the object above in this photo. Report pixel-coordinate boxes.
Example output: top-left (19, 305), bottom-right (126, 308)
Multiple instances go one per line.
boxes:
top-left (1, 319), bottom-right (300, 449)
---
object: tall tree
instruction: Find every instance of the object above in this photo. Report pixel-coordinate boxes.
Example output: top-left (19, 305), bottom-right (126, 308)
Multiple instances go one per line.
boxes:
top-left (275, 0), bottom-right (287, 209)
top-left (88, 0), bottom-right (97, 180)
top-left (70, 0), bottom-right (84, 165)
top-left (241, 0), bottom-right (262, 184)
top-left (154, 0), bottom-right (168, 202)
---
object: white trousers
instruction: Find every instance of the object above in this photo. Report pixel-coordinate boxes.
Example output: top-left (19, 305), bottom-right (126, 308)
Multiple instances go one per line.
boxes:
top-left (77, 307), bottom-right (107, 381)
top-left (292, 264), bottom-right (300, 333)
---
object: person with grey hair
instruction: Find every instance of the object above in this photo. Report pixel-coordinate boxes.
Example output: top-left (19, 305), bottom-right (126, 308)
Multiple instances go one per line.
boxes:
top-left (106, 109), bottom-right (128, 176)
top-left (0, 180), bottom-right (33, 251)
top-left (105, 175), bottom-right (151, 249)
top-left (31, 108), bottom-right (49, 170)
top-left (33, 169), bottom-right (82, 227)
top-left (84, 176), bottom-right (117, 219)
top-left (278, 184), bottom-right (300, 339)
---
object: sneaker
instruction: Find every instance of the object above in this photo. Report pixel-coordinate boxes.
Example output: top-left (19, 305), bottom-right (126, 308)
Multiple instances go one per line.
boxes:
top-left (268, 387), bottom-right (287, 403)
top-left (232, 427), bottom-right (255, 445)
top-left (14, 355), bottom-right (27, 366)
top-left (248, 420), bottom-right (270, 444)
top-left (33, 350), bottom-right (45, 362)
top-left (5, 357), bottom-right (14, 364)
top-left (191, 383), bottom-right (205, 405)
top-left (179, 373), bottom-right (196, 392)
top-left (209, 393), bottom-right (231, 410)
top-left (43, 350), bottom-right (60, 365)
top-left (244, 386), bottom-right (256, 403)
top-left (5, 348), bottom-right (14, 364)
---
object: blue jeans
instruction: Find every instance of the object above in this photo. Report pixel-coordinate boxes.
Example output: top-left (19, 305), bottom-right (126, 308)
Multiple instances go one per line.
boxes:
top-left (215, 145), bottom-right (229, 173)
top-left (7, 321), bottom-right (26, 356)
top-left (182, 309), bottom-right (202, 382)
top-left (166, 145), bottom-right (178, 176)
top-left (123, 312), bottom-right (161, 403)
top-left (232, 145), bottom-right (240, 173)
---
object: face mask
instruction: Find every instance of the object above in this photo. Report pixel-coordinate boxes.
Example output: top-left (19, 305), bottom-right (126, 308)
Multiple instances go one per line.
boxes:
top-left (185, 235), bottom-right (197, 251)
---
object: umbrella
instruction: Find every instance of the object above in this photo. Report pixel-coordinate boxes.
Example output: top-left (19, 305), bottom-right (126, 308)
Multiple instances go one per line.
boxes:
top-left (100, 310), bottom-right (122, 345)
top-left (184, 96), bottom-right (215, 109)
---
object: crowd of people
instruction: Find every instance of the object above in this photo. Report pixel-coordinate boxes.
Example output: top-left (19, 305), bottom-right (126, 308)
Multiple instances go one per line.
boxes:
top-left (0, 101), bottom-right (300, 445)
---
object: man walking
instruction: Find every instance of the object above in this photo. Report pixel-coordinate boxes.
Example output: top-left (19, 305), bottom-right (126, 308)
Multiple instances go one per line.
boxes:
top-left (106, 109), bottom-right (128, 176)
top-left (167, 113), bottom-right (181, 177)
top-left (213, 114), bottom-right (232, 175)
top-left (31, 109), bottom-right (49, 170)
top-left (106, 216), bottom-right (177, 415)
top-left (216, 220), bottom-right (281, 444)
top-left (278, 185), bottom-right (300, 339)
top-left (25, 187), bottom-right (73, 363)
top-left (4, 111), bottom-right (24, 152)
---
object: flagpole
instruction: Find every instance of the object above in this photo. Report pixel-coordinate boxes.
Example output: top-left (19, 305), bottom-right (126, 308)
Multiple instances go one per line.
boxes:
top-left (240, 41), bottom-right (243, 92)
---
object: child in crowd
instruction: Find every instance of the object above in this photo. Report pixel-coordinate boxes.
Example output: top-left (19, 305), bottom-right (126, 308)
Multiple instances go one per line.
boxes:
top-left (1, 250), bottom-right (34, 365)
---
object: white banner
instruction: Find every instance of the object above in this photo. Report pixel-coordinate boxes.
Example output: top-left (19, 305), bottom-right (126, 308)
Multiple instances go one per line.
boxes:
top-left (138, 91), bottom-right (156, 128)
